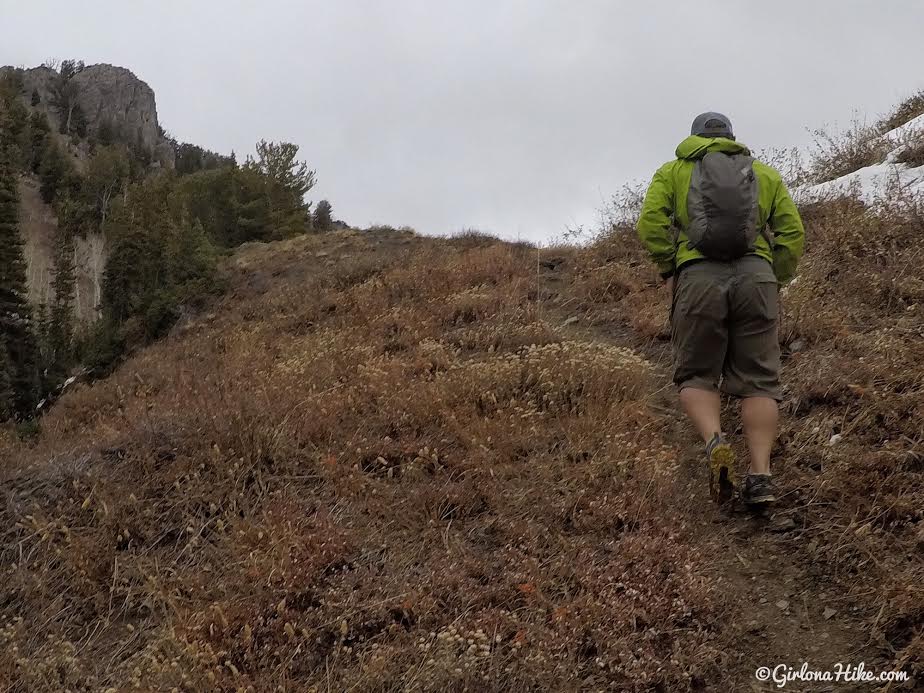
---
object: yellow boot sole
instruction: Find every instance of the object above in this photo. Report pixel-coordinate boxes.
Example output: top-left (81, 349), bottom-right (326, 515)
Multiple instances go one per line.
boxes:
top-left (709, 443), bottom-right (736, 504)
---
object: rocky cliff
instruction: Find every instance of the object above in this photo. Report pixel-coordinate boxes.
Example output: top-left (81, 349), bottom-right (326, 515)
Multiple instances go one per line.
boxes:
top-left (19, 177), bottom-right (104, 324)
top-left (0, 63), bottom-right (174, 169)
top-left (71, 64), bottom-right (174, 168)
top-left (0, 62), bottom-right (176, 325)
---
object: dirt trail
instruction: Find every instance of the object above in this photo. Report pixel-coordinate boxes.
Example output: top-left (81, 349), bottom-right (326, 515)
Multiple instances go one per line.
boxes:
top-left (537, 253), bottom-right (887, 692)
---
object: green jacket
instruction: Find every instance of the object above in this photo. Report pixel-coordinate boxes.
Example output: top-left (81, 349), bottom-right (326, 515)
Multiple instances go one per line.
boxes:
top-left (636, 135), bottom-right (805, 283)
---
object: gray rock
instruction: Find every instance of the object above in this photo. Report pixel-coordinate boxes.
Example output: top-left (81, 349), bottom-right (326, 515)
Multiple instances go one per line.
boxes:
top-left (562, 316), bottom-right (580, 327)
top-left (0, 66), bottom-right (61, 129)
top-left (71, 64), bottom-right (163, 154)
top-left (1, 63), bottom-right (174, 169)
top-left (771, 517), bottom-right (797, 532)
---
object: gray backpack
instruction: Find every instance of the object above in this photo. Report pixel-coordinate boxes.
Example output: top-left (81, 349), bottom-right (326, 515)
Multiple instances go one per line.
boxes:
top-left (685, 151), bottom-right (762, 261)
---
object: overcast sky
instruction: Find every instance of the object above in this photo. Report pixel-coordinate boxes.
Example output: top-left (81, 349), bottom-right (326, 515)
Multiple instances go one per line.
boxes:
top-left (3, 1), bottom-right (924, 242)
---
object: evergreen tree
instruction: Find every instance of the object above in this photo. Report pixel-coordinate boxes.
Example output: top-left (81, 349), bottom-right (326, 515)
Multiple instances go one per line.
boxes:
top-left (102, 223), bottom-right (161, 325)
top-left (38, 138), bottom-right (77, 204)
top-left (248, 140), bottom-right (316, 239)
top-left (28, 111), bottom-right (51, 173)
top-left (233, 165), bottom-right (272, 243)
top-left (0, 89), bottom-right (29, 168)
top-left (48, 229), bottom-right (76, 376)
top-left (314, 199), bottom-right (333, 231)
top-left (0, 157), bottom-right (39, 417)
top-left (53, 59), bottom-right (86, 137)
top-left (83, 144), bottom-right (131, 229)
top-left (0, 336), bottom-right (14, 420)
top-left (34, 302), bottom-right (50, 362)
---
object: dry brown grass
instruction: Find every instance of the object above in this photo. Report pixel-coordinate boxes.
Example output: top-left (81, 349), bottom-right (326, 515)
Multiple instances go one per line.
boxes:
top-left (896, 138), bottom-right (924, 167)
top-left (0, 230), bottom-right (725, 690)
top-left (807, 120), bottom-right (892, 185)
top-left (565, 197), bottom-right (924, 680)
top-left (878, 90), bottom-right (924, 133)
top-left (777, 198), bottom-right (924, 673)
top-left (5, 175), bottom-right (923, 687)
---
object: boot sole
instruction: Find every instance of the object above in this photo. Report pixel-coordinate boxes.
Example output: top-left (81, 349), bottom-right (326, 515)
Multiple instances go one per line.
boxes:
top-left (743, 493), bottom-right (777, 506)
top-left (708, 444), bottom-right (736, 505)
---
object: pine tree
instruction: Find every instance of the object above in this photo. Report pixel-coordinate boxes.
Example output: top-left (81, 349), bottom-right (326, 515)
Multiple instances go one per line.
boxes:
top-left (34, 302), bottom-right (53, 395)
top-left (0, 89), bottom-right (29, 168)
top-left (313, 199), bottom-right (333, 232)
top-left (38, 139), bottom-right (75, 203)
top-left (34, 302), bottom-right (50, 364)
top-left (249, 140), bottom-right (316, 239)
top-left (0, 156), bottom-right (39, 417)
top-left (28, 111), bottom-right (51, 173)
top-left (53, 59), bottom-right (86, 137)
top-left (48, 228), bottom-right (76, 376)
top-left (0, 336), bottom-right (14, 420)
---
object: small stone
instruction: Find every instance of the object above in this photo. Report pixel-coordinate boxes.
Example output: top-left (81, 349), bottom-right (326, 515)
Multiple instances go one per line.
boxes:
top-left (562, 316), bottom-right (580, 327)
top-left (790, 338), bottom-right (807, 353)
top-left (827, 434), bottom-right (843, 446)
top-left (771, 517), bottom-right (797, 533)
top-left (776, 600), bottom-right (790, 611)
top-left (823, 607), bottom-right (837, 620)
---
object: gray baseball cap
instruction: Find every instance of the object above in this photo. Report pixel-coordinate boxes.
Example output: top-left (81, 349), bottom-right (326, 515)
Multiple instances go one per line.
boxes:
top-left (691, 112), bottom-right (734, 139)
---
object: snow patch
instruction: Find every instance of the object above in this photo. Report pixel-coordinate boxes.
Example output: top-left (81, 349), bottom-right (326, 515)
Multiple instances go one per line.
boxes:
top-left (795, 112), bottom-right (924, 206)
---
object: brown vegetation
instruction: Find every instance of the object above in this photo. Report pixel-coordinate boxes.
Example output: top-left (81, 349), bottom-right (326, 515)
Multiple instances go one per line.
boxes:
top-left (878, 90), bottom-right (924, 133)
top-left (566, 196), bottom-right (924, 683)
top-left (1, 229), bottom-right (727, 690)
top-left (896, 139), bottom-right (924, 168)
top-left (2, 173), bottom-right (923, 689)
top-left (806, 120), bottom-right (891, 185)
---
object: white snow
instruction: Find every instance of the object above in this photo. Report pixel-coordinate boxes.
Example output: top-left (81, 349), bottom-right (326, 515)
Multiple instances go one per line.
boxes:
top-left (795, 112), bottom-right (924, 206)
top-left (882, 112), bottom-right (924, 151)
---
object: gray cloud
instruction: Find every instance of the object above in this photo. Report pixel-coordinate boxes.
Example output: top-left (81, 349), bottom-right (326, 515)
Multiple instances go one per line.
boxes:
top-left (3, 0), bottom-right (924, 241)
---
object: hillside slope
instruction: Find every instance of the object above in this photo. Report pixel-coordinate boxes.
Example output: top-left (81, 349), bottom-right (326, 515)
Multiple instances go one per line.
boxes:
top-left (2, 216), bottom-right (920, 689)
top-left (2, 85), bottom-right (923, 692)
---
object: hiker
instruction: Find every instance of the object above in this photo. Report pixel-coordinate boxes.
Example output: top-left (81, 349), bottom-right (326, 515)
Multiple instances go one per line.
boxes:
top-left (636, 112), bottom-right (805, 506)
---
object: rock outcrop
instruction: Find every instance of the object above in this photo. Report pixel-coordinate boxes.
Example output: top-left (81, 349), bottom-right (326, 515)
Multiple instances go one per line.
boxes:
top-left (19, 177), bottom-right (105, 324)
top-left (1, 66), bottom-right (60, 128)
top-left (70, 64), bottom-right (174, 168)
top-left (0, 62), bottom-right (178, 326)
top-left (0, 62), bottom-right (175, 169)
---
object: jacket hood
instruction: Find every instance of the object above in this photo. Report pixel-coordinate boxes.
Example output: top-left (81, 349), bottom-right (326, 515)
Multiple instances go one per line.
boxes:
top-left (675, 135), bottom-right (750, 160)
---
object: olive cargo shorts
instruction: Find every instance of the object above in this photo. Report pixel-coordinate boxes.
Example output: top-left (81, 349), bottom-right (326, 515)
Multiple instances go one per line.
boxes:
top-left (671, 256), bottom-right (782, 401)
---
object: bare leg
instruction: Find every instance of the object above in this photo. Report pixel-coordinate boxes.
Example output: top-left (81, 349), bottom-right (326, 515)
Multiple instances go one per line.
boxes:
top-left (679, 387), bottom-right (722, 444)
top-left (741, 396), bottom-right (778, 474)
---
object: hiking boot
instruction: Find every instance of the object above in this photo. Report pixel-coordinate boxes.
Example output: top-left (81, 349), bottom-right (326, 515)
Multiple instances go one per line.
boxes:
top-left (705, 433), bottom-right (736, 504)
top-left (740, 473), bottom-right (778, 506)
